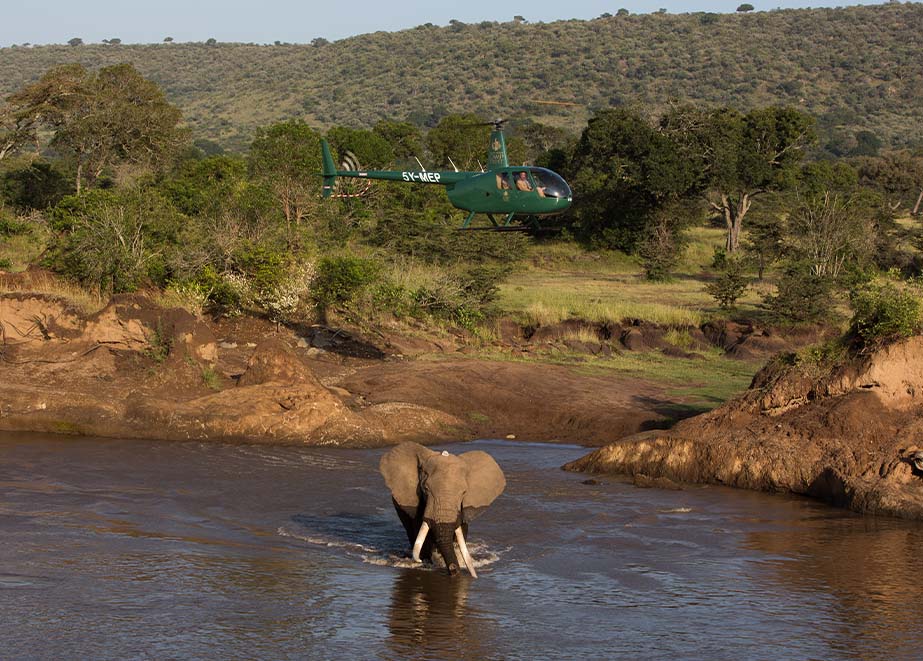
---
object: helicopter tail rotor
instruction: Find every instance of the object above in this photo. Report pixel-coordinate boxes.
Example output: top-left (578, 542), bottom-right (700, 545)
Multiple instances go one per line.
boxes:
top-left (323, 144), bottom-right (372, 199)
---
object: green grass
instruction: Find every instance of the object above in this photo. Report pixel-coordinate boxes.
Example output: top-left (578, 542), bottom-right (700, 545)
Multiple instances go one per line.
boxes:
top-left (499, 227), bottom-right (776, 327)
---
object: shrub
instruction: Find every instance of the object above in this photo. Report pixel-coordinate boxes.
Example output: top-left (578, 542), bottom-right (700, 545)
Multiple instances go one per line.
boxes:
top-left (0, 216), bottom-right (30, 236)
top-left (705, 257), bottom-right (749, 310)
top-left (312, 255), bottom-right (380, 308)
top-left (849, 282), bottom-right (922, 347)
top-left (764, 262), bottom-right (834, 324)
top-left (46, 189), bottom-right (184, 293)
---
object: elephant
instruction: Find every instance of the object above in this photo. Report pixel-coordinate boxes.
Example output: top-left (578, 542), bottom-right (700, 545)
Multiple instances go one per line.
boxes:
top-left (380, 442), bottom-right (506, 577)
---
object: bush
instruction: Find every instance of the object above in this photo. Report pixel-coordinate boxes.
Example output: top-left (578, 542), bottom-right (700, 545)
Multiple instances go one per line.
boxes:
top-left (46, 189), bottom-right (184, 293)
top-left (639, 217), bottom-right (687, 281)
top-left (312, 255), bottom-right (380, 308)
top-left (764, 262), bottom-right (835, 323)
top-left (849, 282), bottom-right (922, 347)
top-left (705, 257), bottom-right (749, 310)
top-left (0, 216), bottom-right (30, 236)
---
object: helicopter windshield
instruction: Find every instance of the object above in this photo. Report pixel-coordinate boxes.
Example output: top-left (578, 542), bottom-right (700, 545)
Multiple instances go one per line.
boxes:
top-left (528, 168), bottom-right (571, 199)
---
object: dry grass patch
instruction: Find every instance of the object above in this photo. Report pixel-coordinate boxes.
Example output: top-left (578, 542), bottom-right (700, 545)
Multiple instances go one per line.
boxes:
top-left (0, 270), bottom-right (105, 315)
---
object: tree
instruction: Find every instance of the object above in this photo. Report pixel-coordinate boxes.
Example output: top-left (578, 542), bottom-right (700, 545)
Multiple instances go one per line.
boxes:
top-left (164, 37), bottom-right (174, 43)
top-left (856, 150), bottom-right (923, 214)
top-left (743, 202), bottom-right (786, 279)
top-left (67, 38), bottom-right (83, 47)
top-left (426, 114), bottom-right (490, 170)
top-left (1, 64), bottom-right (87, 162)
top-left (568, 108), bottom-right (702, 262)
top-left (48, 64), bottom-right (188, 194)
top-left (851, 130), bottom-right (882, 157)
top-left (616, 8), bottom-right (629, 16)
top-left (372, 120), bottom-right (422, 162)
top-left (47, 188), bottom-right (185, 293)
top-left (736, 4), bottom-right (755, 12)
top-left (665, 105), bottom-right (814, 252)
top-left (248, 120), bottom-right (322, 230)
top-left (706, 255), bottom-right (749, 309)
top-left (786, 162), bottom-right (878, 279)
top-left (326, 126), bottom-right (393, 168)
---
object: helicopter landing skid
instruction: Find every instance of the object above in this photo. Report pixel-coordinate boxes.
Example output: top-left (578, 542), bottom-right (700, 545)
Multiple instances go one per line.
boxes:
top-left (457, 225), bottom-right (533, 232)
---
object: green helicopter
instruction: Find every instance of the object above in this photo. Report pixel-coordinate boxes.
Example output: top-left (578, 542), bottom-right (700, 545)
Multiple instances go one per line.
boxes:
top-left (321, 120), bottom-right (572, 230)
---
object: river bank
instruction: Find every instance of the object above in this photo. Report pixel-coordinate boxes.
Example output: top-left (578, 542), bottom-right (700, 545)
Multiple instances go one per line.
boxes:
top-left (565, 336), bottom-right (923, 520)
top-left (5, 286), bottom-right (923, 520)
top-left (0, 286), bottom-right (810, 447)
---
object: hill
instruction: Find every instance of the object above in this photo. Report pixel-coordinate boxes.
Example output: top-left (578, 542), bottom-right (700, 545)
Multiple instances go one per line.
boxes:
top-left (1, 4), bottom-right (921, 152)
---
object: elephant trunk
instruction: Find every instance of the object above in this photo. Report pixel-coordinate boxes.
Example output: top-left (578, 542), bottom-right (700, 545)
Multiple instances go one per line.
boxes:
top-left (431, 522), bottom-right (461, 576)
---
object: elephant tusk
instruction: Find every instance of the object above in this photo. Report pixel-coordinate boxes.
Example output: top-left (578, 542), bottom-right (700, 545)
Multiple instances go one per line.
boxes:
top-left (455, 527), bottom-right (478, 579)
top-left (412, 521), bottom-right (430, 562)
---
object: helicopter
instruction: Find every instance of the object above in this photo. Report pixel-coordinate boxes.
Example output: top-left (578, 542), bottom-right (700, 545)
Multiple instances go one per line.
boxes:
top-left (320, 120), bottom-right (572, 230)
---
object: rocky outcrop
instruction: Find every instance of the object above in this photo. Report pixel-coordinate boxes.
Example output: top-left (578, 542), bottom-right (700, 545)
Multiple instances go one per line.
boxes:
top-left (565, 337), bottom-right (923, 520)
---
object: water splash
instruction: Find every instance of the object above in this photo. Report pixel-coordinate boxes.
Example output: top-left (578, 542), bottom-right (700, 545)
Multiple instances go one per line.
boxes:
top-left (278, 526), bottom-right (504, 571)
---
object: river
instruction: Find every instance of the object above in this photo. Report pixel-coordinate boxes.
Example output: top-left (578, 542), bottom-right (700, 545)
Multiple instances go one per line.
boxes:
top-left (2, 433), bottom-right (921, 660)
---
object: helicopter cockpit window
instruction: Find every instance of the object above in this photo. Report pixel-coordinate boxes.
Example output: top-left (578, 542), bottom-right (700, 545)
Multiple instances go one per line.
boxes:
top-left (529, 168), bottom-right (571, 199)
top-left (514, 171), bottom-right (534, 193)
top-left (497, 172), bottom-right (511, 190)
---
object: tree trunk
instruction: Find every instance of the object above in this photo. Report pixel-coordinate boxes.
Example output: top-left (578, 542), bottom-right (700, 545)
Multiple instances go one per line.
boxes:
top-left (913, 189), bottom-right (923, 216)
top-left (718, 192), bottom-right (751, 253)
top-left (76, 163), bottom-right (82, 196)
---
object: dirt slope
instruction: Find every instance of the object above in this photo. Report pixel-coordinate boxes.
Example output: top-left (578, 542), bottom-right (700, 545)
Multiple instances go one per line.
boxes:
top-left (565, 339), bottom-right (923, 520)
top-left (1, 292), bottom-right (683, 446)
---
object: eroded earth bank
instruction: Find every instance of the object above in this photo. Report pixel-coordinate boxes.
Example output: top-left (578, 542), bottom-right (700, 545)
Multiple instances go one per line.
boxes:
top-left (1, 291), bottom-right (751, 447)
top-left (565, 337), bottom-right (923, 520)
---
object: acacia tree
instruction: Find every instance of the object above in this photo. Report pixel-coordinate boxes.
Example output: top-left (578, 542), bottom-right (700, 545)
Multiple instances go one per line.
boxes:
top-left (1, 64), bottom-right (87, 162)
top-left (49, 64), bottom-right (187, 193)
top-left (8, 64), bottom-right (188, 193)
top-left (665, 106), bottom-right (814, 252)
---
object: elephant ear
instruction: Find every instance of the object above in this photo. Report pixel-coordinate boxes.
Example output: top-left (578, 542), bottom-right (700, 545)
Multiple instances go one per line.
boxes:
top-left (380, 442), bottom-right (434, 512)
top-left (460, 451), bottom-right (506, 521)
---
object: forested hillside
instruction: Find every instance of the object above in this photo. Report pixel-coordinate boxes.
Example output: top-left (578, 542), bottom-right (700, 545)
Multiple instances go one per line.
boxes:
top-left (1, 4), bottom-right (920, 151)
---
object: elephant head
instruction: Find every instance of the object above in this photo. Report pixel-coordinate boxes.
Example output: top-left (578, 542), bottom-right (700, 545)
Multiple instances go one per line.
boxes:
top-left (380, 442), bottom-right (505, 577)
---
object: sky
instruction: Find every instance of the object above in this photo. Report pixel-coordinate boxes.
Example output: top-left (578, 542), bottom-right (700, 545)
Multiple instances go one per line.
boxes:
top-left (0, 1), bottom-right (891, 46)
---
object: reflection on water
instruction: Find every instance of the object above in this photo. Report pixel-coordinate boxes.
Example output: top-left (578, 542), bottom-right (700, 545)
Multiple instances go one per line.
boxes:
top-left (747, 516), bottom-right (923, 660)
top-left (2, 432), bottom-right (922, 660)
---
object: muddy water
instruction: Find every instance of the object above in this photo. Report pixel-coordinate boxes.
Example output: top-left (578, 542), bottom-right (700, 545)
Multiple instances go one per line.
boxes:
top-left (2, 434), bottom-right (922, 660)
